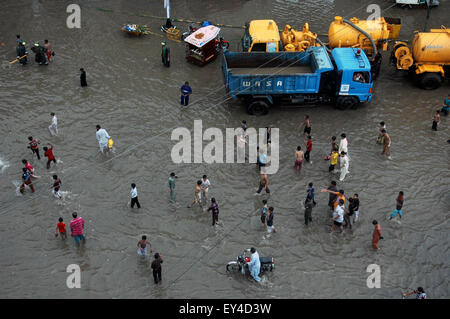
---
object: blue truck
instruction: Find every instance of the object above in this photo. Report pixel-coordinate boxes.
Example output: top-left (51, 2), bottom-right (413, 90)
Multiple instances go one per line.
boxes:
top-left (222, 46), bottom-right (374, 115)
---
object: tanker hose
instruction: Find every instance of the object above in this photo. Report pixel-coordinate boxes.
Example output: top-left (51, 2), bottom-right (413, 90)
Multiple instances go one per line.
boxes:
top-left (316, 37), bottom-right (331, 53)
top-left (343, 18), bottom-right (377, 60)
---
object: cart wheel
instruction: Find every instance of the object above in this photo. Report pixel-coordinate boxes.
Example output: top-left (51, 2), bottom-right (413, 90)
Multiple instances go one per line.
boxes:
top-left (248, 99), bottom-right (269, 116)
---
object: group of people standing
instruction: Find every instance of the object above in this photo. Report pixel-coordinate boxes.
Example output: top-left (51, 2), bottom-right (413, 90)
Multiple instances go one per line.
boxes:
top-left (14, 35), bottom-right (53, 66)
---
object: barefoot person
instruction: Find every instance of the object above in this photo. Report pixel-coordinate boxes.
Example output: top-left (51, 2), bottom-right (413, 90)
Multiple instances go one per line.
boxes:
top-left (294, 146), bottom-right (304, 171)
top-left (188, 180), bottom-right (203, 209)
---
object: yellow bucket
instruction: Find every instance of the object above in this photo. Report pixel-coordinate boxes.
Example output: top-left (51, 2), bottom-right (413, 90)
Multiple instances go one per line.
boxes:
top-left (108, 138), bottom-right (114, 149)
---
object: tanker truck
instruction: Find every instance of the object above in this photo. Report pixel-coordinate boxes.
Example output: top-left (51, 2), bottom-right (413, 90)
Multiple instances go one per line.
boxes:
top-left (391, 26), bottom-right (450, 89)
top-left (281, 16), bottom-right (401, 79)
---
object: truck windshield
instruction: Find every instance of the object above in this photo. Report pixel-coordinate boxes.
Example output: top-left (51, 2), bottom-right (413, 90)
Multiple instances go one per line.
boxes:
top-left (251, 43), bottom-right (267, 52)
top-left (353, 71), bottom-right (370, 83)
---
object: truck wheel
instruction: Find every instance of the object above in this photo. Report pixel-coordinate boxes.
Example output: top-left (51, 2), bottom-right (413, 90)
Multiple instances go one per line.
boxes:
top-left (336, 96), bottom-right (358, 110)
top-left (419, 73), bottom-right (442, 90)
top-left (248, 100), bottom-right (269, 116)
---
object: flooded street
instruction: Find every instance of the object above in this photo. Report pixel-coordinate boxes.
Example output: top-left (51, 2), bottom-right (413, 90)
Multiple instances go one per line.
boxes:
top-left (0, 0), bottom-right (449, 298)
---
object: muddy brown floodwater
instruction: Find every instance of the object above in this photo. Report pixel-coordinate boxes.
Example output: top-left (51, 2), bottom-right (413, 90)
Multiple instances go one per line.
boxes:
top-left (0, 0), bottom-right (449, 298)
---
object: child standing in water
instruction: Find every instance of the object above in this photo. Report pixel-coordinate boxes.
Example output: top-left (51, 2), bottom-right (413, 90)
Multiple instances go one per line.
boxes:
top-left (55, 217), bottom-right (67, 239)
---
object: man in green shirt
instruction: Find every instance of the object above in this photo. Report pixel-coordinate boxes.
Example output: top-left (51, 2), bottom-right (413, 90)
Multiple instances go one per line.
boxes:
top-left (161, 41), bottom-right (170, 67)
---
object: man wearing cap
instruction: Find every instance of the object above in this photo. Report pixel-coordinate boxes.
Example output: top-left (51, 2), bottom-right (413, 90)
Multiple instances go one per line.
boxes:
top-left (16, 41), bottom-right (28, 65)
top-left (31, 41), bottom-right (48, 65)
top-left (161, 41), bottom-right (170, 67)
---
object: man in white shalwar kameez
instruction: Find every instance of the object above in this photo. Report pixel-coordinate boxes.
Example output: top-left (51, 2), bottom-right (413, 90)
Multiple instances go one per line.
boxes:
top-left (48, 112), bottom-right (58, 136)
top-left (96, 125), bottom-right (110, 154)
top-left (339, 151), bottom-right (349, 181)
top-left (339, 133), bottom-right (348, 154)
top-left (243, 247), bottom-right (261, 282)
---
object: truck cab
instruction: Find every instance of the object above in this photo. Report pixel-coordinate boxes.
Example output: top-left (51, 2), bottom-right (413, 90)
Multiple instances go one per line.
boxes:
top-left (241, 20), bottom-right (281, 52)
top-left (332, 48), bottom-right (373, 109)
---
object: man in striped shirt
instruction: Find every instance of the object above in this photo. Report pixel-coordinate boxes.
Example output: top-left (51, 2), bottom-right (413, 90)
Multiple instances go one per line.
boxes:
top-left (70, 212), bottom-right (85, 245)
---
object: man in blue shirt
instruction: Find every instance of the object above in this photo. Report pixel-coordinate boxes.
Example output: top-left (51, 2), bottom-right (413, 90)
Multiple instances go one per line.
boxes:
top-left (180, 81), bottom-right (192, 106)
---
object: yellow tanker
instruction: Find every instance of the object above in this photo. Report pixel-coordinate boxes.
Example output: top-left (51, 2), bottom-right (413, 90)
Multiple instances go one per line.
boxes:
top-left (393, 26), bottom-right (450, 89)
top-left (328, 16), bottom-right (401, 56)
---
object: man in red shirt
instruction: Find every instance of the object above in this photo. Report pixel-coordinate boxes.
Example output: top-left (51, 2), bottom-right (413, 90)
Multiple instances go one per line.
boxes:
top-left (43, 144), bottom-right (56, 169)
top-left (305, 135), bottom-right (312, 164)
top-left (27, 136), bottom-right (41, 160)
